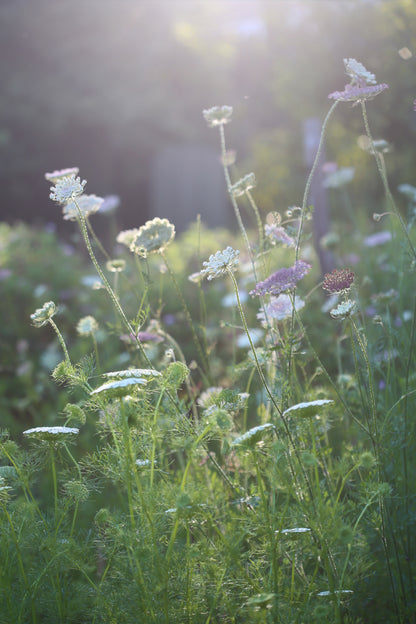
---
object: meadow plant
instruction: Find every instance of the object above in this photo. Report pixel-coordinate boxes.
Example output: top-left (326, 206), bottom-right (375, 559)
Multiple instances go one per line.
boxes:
top-left (2, 58), bottom-right (416, 623)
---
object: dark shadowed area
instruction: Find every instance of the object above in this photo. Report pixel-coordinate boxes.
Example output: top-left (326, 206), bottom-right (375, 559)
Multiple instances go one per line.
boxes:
top-left (1, 0), bottom-right (415, 234)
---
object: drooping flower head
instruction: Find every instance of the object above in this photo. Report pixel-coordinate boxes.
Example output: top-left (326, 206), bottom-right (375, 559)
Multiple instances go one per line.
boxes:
top-left (250, 260), bottom-right (311, 297)
top-left (49, 174), bottom-right (86, 205)
top-left (30, 301), bottom-right (57, 327)
top-left (129, 218), bottom-right (175, 257)
top-left (200, 246), bottom-right (240, 280)
top-left (322, 268), bottom-right (354, 295)
top-left (202, 105), bottom-right (233, 127)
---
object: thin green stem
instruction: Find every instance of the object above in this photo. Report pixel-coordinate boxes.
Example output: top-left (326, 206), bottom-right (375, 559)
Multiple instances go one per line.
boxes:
top-left (360, 100), bottom-right (416, 260)
top-left (48, 318), bottom-right (71, 364)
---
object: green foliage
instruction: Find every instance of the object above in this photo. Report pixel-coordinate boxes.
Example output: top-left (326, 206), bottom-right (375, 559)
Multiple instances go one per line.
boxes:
top-left (2, 52), bottom-right (416, 624)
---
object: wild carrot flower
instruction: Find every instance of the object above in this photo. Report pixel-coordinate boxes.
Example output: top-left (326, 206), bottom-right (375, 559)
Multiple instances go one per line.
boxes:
top-left (116, 228), bottom-right (140, 249)
top-left (49, 174), bottom-right (86, 205)
top-left (329, 58), bottom-right (387, 102)
top-left (257, 294), bottom-right (305, 324)
top-left (129, 218), bottom-right (175, 257)
top-left (330, 300), bottom-right (357, 320)
top-left (250, 260), bottom-right (311, 297)
top-left (76, 316), bottom-right (99, 336)
top-left (322, 268), bottom-right (354, 294)
top-left (45, 167), bottom-right (79, 183)
top-left (30, 301), bottom-right (57, 327)
top-left (323, 166), bottom-right (355, 189)
top-left (202, 105), bottom-right (233, 127)
top-left (201, 246), bottom-right (240, 280)
top-left (106, 259), bottom-right (126, 272)
top-left (62, 194), bottom-right (104, 221)
top-left (283, 399), bottom-right (334, 418)
top-left (344, 58), bottom-right (376, 85)
top-left (23, 426), bottom-right (79, 443)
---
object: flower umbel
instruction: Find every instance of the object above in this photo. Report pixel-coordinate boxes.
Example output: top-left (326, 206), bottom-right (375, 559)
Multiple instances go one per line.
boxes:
top-left (129, 218), bottom-right (175, 257)
top-left (49, 174), bottom-right (86, 205)
top-left (62, 194), bottom-right (104, 221)
top-left (344, 58), bottom-right (376, 85)
top-left (203, 105), bottom-right (233, 127)
top-left (30, 301), bottom-right (57, 327)
top-left (250, 260), bottom-right (311, 297)
top-left (330, 300), bottom-right (357, 320)
top-left (45, 167), bottom-right (79, 183)
top-left (201, 246), bottom-right (240, 280)
top-left (322, 268), bottom-right (354, 294)
top-left (23, 426), bottom-right (79, 443)
top-left (77, 316), bottom-right (99, 336)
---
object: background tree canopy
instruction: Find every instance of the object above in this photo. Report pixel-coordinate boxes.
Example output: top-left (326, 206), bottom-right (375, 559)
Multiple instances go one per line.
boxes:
top-left (1, 0), bottom-right (415, 231)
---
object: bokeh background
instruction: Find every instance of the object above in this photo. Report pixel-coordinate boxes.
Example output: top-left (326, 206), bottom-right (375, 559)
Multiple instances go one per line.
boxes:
top-left (1, 0), bottom-right (416, 234)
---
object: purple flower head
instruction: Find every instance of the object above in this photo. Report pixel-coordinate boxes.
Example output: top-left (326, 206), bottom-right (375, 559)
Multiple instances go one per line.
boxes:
top-left (250, 260), bottom-right (311, 297)
top-left (328, 83), bottom-right (388, 103)
top-left (322, 268), bottom-right (354, 295)
top-left (363, 231), bottom-right (392, 248)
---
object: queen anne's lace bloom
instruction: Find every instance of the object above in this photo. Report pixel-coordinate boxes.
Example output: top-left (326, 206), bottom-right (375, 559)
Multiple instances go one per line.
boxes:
top-left (45, 167), bottom-right (79, 183)
top-left (129, 218), bottom-right (175, 257)
top-left (344, 58), bottom-right (376, 85)
top-left (49, 174), bottom-right (86, 205)
top-left (77, 316), bottom-right (99, 336)
top-left (23, 426), bottom-right (79, 443)
top-left (203, 105), bottom-right (233, 127)
top-left (201, 246), bottom-right (240, 280)
top-left (257, 294), bottom-right (305, 324)
top-left (30, 301), bottom-right (56, 327)
top-left (62, 194), bottom-right (104, 221)
top-left (330, 300), bottom-right (357, 320)
top-left (264, 224), bottom-right (295, 246)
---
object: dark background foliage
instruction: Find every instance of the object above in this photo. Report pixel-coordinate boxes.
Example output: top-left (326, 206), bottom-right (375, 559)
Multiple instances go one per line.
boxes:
top-left (1, 0), bottom-right (416, 233)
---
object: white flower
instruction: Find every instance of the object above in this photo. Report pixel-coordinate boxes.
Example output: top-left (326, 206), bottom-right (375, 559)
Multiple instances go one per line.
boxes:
top-left (283, 399), bottom-right (334, 418)
top-left (231, 423), bottom-right (275, 448)
top-left (344, 58), bottom-right (376, 85)
top-left (90, 377), bottom-right (148, 398)
top-left (323, 167), bottom-right (355, 189)
top-left (257, 294), bottom-right (304, 325)
top-left (30, 301), bottom-right (57, 327)
top-left (201, 247), bottom-right (240, 280)
top-left (49, 174), bottom-right (86, 205)
top-left (76, 316), bottom-right (99, 336)
top-left (202, 105), bottom-right (233, 127)
top-left (276, 527), bottom-right (311, 537)
top-left (23, 426), bottom-right (79, 443)
top-left (45, 167), bottom-right (79, 183)
top-left (330, 300), bottom-right (357, 320)
top-left (62, 194), bottom-right (104, 221)
top-left (101, 368), bottom-right (161, 379)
